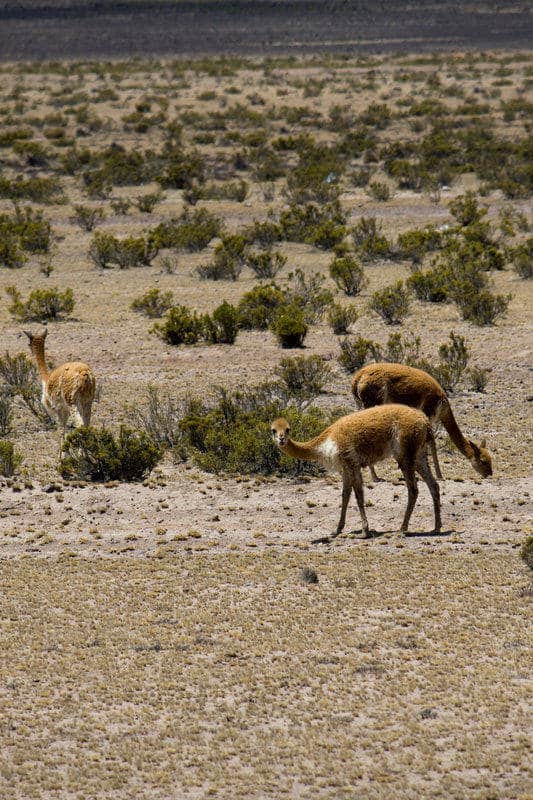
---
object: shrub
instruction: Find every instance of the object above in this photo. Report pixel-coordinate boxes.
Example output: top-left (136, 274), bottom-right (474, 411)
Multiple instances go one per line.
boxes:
top-left (455, 288), bottom-right (511, 326)
top-left (270, 304), bottom-right (308, 348)
top-left (285, 142), bottom-right (343, 204)
top-left (448, 191), bottom-right (487, 227)
top-left (329, 254), bottom-right (366, 296)
top-left (407, 268), bottom-right (448, 302)
top-left (131, 288), bottom-right (174, 318)
top-left (369, 281), bottom-right (410, 325)
top-left (60, 426), bottom-right (162, 482)
top-left (520, 536), bottom-right (533, 570)
top-left (0, 388), bottom-right (14, 436)
top-left (0, 440), bottom-right (22, 477)
top-left (110, 198), bottom-right (132, 215)
top-left (435, 331), bottom-right (469, 391)
top-left (246, 249), bottom-right (287, 279)
top-left (154, 305), bottom-right (204, 345)
top-left (367, 181), bottom-right (391, 201)
top-left (150, 208), bottom-right (223, 252)
top-left (157, 145), bottom-right (205, 190)
top-left (0, 175), bottom-right (63, 204)
top-left (178, 384), bottom-right (339, 476)
top-left (197, 235), bottom-right (247, 281)
top-left (242, 219), bottom-right (282, 247)
top-left (383, 331), bottom-right (421, 365)
top-left (279, 202), bottom-right (347, 249)
top-left (284, 269), bottom-right (334, 324)
top-left (468, 365), bottom-right (489, 392)
top-left (237, 284), bottom-right (286, 330)
top-left (327, 303), bottom-right (358, 335)
top-left (352, 217), bottom-right (391, 261)
top-left (0, 235), bottom-right (26, 269)
top-left (129, 386), bottom-right (188, 456)
top-left (0, 351), bottom-right (53, 426)
top-left (88, 232), bottom-right (157, 269)
top-left (397, 226), bottom-right (442, 264)
top-left (6, 286), bottom-right (75, 321)
top-left (510, 238), bottom-right (532, 279)
top-left (136, 191), bottom-right (164, 213)
top-left (72, 204), bottom-right (105, 231)
top-left (275, 355), bottom-right (332, 404)
top-left (203, 301), bottom-right (239, 344)
top-left (0, 207), bottom-right (52, 254)
top-left (338, 336), bottom-right (380, 373)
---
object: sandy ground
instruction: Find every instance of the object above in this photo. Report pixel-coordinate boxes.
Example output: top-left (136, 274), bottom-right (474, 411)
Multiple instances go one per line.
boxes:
top-left (0, 50), bottom-right (532, 799)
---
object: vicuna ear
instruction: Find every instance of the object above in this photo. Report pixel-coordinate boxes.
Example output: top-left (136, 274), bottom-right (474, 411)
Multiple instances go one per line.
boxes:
top-left (23, 329), bottom-right (32, 340)
top-left (42, 326), bottom-right (48, 339)
top-left (480, 438), bottom-right (486, 449)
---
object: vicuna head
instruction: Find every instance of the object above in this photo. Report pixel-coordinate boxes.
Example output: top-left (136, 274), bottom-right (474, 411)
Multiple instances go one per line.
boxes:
top-left (271, 418), bottom-right (291, 447)
top-left (23, 326), bottom-right (47, 352)
top-left (469, 438), bottom-right (492, 478)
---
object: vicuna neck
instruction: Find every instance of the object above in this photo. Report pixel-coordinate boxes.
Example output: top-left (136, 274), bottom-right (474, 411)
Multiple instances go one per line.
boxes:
top-left (30, 340), bottom-right (49, 381)
top-left (281, 438), bottom-right (321, 462)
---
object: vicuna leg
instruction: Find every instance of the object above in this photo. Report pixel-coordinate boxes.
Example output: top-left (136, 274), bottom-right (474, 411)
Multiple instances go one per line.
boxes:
top-left (368, 465), bottom-right (381, 482)
top-left (416, 452), bottom-right (441, 532)
top-left (398, 461), bottom-right (418, 533)
top-left (352, 467), bottom-right (370, 537)
top-left (333, 470), bottom-right (353, 537)
top-left (429, 435), bottom-right (443, 480)
top-left (76, 398), bottom-right (92, 427)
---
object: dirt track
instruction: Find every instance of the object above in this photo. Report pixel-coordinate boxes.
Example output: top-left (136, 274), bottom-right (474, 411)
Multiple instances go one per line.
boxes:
top-left (0, 0), bottom-right (532, 62)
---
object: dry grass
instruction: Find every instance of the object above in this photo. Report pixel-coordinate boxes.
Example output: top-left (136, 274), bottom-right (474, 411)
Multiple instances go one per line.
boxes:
top-left (1, 551), bottom-right (531, 799)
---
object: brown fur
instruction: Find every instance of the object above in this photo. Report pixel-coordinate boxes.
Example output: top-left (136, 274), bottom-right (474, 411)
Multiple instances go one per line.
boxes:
top-left (271, 404), bottom-right (441, 538)
top-left (351, 363), bottom-right (492, 479)
top-left (24, 328), bottom-right (96, 437)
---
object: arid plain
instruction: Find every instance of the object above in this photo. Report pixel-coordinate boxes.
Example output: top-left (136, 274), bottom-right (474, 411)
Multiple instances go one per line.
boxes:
top-left (0, 49), bottom-right (531, 799)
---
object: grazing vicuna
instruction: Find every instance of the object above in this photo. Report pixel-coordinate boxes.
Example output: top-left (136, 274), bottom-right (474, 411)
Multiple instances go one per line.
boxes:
top-left (271, 404), bottom-right (441, 539)
top-left (351, 362), bottom-right (492, 480)
top-left (24, 328), bottom-right (96, 444)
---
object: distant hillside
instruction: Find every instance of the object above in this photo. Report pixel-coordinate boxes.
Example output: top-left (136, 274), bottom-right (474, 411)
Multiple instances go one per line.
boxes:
top-left (0, 0), bottom-right (531, 61)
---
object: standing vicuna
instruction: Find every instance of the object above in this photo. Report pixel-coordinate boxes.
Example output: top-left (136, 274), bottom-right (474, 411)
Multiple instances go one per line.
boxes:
top-left (24, 328), bottom-right (96, 445)
top-left (351, 363), bottom-right (492, 481)
top-left (271, 404), bottom-right (441, 540)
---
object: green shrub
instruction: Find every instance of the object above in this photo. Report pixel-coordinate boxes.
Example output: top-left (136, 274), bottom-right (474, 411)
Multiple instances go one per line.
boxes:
top-left (352, 217), bottom-right (391, 262)
top-left (0, 235), bottom-right (26, 269)
top-left (242, 220), bottom-right (282, 247)
top-left (285, 142), bottom-right (343, 204)
top-left (435, 331), bottom-right (469, 391)
top-left (203, 301), bottom-right (239, 344)
top-left (275, 355), bottom-right (332, 404)
top-left (397, 226), bottom-right (442, 264)
top-left (510, 238), bottom-right (532, 279)
top-left (186, 179), bottom-right (248, 204)
top-left (448, 191), bottom-right (487, 227)
top-left (329, 254), bottom-right (366, 296)
top-left (246, 249), bottom-right (287, 279)
top-left (150, 207), bottom-right (223, 252)
top-left (519, 536), bottom-right (533, 570)
top-left (0, 440), bottom-right (22, 477)
top-left (88, 232), bottom-right (157, 269)
top-left (178, 384), bottom-right (340, 476)
top-left (0, 388), bottom-right (14, 436)
top-left (406, 268), bottom-right (448, 302)
top-left (60, 426), bottom-right (162, 482)
top-left (455, 287), bottom-right (511, 326)
top-left (72, 204), bottom-right (105, 231)
top-left (157, 145), bottom-right (205, 190)
top-left (367, 181), bottom-right (391, 201)
top-left (0, 351), bottom-right (54, 426)
top-left (327, 302), bottom-right (358, 335)
top-left (383, 331), bottom-right (421, 366)
top-left (136, 191), bottom-right (164, 213)
top-left (284, 269), bottom-right (334, 324)
top-left (6, 286), bottom-right (75, 321)
top-left (197, 235), bottom-right (247, 281)
top-left (370, 281), bottom-right (410, 325)
top-left (154, 305), bottom-right (204, 345)
top-left (279, 202), bottom-right (347, 249)
top-left (110, 198), bottom-right (132, 215)
top-left (468, 365), bottom-right (489, 392)
top-left (0, 207), bottom-right (52, 255)
top-left (338, 336), bottom-right (380, 373)
top-left (270, 304), bottom-right (308, 348)
top-left (131, 288), bottom-right (174, 318)
top-left (237, 284), bottom-right (286, 330)
top-left (13, 140), bottom-right (51, 168)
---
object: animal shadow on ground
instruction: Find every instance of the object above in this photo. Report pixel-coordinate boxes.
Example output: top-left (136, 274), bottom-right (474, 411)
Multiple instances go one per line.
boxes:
top-left (312, 528), bottom-right (452, 544)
